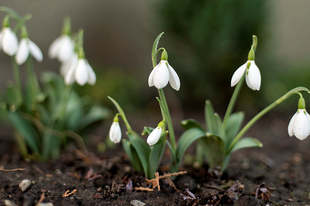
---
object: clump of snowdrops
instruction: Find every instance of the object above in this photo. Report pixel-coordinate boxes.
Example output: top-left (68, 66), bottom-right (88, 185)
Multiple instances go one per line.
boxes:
top-left (109, 33), bottom-right (310, 178)
top-left (0, 7), bottom-right (109, 160)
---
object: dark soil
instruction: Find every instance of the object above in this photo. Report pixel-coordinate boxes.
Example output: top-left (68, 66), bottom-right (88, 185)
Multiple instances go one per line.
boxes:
top-left (1, 115), bottom-right (310, 206)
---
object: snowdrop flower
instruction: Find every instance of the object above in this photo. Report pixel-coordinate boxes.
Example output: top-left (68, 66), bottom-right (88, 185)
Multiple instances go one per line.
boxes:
top-left (15, 28), bottom-right (43, 65)
top-left (60, 52), bottom-right (78, 77)
top-left (148, 50), bottom-right (180, 91)
top-left (64, 56), bottom-right (96, 86)
top-left (109, 115), bottom-right (122, 143)
top-left (48, 34), bottom-right (74, 63)
top-left (0, 17), bottom-right (18, 56)
top-left (231, 60), bottom-right (261, 91)
top-left (288, 109), bottom-right (310, 140)
top-left (288, 97), bottom-right (310, 140)
top-left (48, 17), bottom-right (74, 63)
top-left (147, 121), bottom-right (165, 146)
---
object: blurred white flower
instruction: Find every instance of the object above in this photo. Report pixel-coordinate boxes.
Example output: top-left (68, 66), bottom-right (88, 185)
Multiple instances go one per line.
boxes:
top-left (109, 121), bottom-right (122, 143)
top-left (231, 60), bottom-right (261, 91)
top-left (147, 126), bottom-right (162, 146)
top-left (288, 109), bottom-right (310, 140)
top-left (148, 60), bottom-right (180, 91)
top-left (0, 27), bottom-right (18, 56)
top-left (48, 35), bottom-right (74, 63)
top-left (64, 58), bottom-right (96, 86)
top-left (15, 38), bottom-right (43, 65)
top-left (60, 53), bottom-right (78, 77)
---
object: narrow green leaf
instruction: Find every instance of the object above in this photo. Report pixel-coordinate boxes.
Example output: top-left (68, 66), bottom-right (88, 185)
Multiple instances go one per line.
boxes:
top-left (230, 137), bottom-right (263, 153)
top-left (180, 119), bottom-right (205, 131)
top-left (151, 32), bottom-right (164, 68)
top-left (176, 127), bottom-right (206, 163)
top-left (127, 131), bottom-right (150, 177)
top-left (225, 112), bottom-right (244, 150)
top-left (214, 113), bottom-right (225, 138)
top-left (7, 111), bottom-right (40, 154)
top-left (79, 105), bottom-right (109, 130)
top-left (122, 139), bottom-right (143, 172)
top-left (205, 100), bottom-right (217, 133)
top-left (148, 131), bottom-right (167, 178)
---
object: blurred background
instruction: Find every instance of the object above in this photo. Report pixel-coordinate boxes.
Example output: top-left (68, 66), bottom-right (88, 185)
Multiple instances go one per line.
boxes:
top-left (1, 0), bottom-right (310, 120)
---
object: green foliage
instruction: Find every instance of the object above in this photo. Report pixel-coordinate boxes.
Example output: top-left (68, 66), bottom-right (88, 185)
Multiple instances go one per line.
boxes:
top-left (157, 0), bottom-right (267, 107)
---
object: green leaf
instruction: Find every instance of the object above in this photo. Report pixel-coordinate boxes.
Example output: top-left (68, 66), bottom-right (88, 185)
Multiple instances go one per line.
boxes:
top-left (230, 137), bottom-right (263, 153)
top-left (214, 113), bottom-right (225, 138)
top-left (151, 32), bottom-right (164, 68)
top-left (7, 111), bottom-right (40, 154)
top-left (180, 119), bottom-right (205, 131)
top-left (127, 131), bottom-right (150, 177)
top-left (79, 105), bottom-right (109, 130)
top-left (200, 133), bottom-right (225, 169)
top-left (122, 139), bottom-right (143, 172)
top-left (205, 100), bottom-right (217, 133)
top-left (225, 112), bottom-right (244, 150)
top-left (176, 127), bottom-right (206, 163)
top-left (6, 82), bottom-right (22, 110)
top-left (148, 131), bottom-right (167, 178)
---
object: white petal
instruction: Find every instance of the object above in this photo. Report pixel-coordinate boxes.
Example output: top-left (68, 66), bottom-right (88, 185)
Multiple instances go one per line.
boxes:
top-left (148, 65), bottom-right (158, 87)
top-left (86, 61), bottom-right (96, 85)
top-left (29, 40), bottom-right (43, 62)
top-left (147, 127), bottom-right (162, 146)
top-left (58, 36), bottom-right (74, 63)
top-left (167, 62), bottom-right (180, 91)
top-left (15, 38), bottom-right (29, 65)
top-left (64, 58), bottom-right (78, 85)
top-left (48, 36), bottom-right (62, 59)
top-left (293, 109), bottom-right (310, 140)
top-left (288, 111), bottom-right (297, 137)
top-left (231, 62), bottom-right (246, 87)
top-left (109, 122), bottom-right (122, 143)
top-left (245, 61), bottom-right (261, 91)
top-left (75, 59), bottom-right (88, 86)
top-left (153, 60), bottom-right (169, 89)
top-left (2, 28), bottom-right (18, 56)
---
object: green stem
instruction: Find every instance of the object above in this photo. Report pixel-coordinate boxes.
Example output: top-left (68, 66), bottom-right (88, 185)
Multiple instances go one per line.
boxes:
top-left (12, 58), bottom-right (22, 99)
top-left (227, 86), bottom-right (310, 153)
top-left (158, 89), bottom-right (176, 150)
top-left (223, 74), bottom-right (244, 127)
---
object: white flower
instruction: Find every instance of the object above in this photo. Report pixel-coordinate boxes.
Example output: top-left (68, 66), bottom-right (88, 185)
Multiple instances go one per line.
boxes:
top-left (0, 27), bottom-right (18, 56)
top-left (288, 109), bottom-right (310, 140)
top-left (60, 53), bottom-right (78, 77)
top-left (148, 60), bottom-right (180, 91)
top-left (48, 35), bottom-right (75, 63)
top-left (147, 126), bottom-right (162, 146)
top-left (109, 122), bottom-right (122, 143)
top-left (64, 58), bottom-right (96, 86)
top-left (231, 60), bottom-right (261, 91)
top-left (15, 38), bottom-right (43, 65)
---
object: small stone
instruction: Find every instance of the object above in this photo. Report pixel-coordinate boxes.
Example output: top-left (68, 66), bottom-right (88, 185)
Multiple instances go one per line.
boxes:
top-left (287, 198), bottom-right (293, 202)
top-left (131, 200), bottom-right (146, 206)
top-left (19, 179), bottom-right (32, 192)
top-left (4, 200), bottom-right (17, 206)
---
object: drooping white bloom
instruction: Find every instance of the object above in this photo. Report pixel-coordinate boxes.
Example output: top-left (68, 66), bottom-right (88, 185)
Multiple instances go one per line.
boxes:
top-left (109, 122), bottom-right (122, 143)
top-left (15, 38), bottom-right (43, 65)
top-left (60, 53), bottom-right (78, 77)
top-left (64, 58), bottom-right (96, 86)
top-left (147, 126), bottom-right (162, 146)
top-left (48, 35), bottom-right (75, 63)
top-left (0, 27), bottom-right (18, 56)
top-left (288, 109), bottom-right (310, 140)
top-left (231, 60), bottom-right (261, 91)
top-left (148, 60), bottom-right (180, 91)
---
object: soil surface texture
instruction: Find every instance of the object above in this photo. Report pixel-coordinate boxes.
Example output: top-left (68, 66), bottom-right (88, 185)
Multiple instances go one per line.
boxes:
top-left (1, 115), bottom-right (310, 206)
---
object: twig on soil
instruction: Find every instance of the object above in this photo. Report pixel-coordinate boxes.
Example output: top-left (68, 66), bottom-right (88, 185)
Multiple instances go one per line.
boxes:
top-left (166, 177), bottom-right (180, 193)
top-left (37, 193), bottom-right (45, 204)
top-left (133, 187), bottom-right (153, 192)
top-left (145, 171), bottom-right (188, 192)
top-left (62, 189), bottom-right (77, 197)
top-left (0, 168), bottom-right (25, 172)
